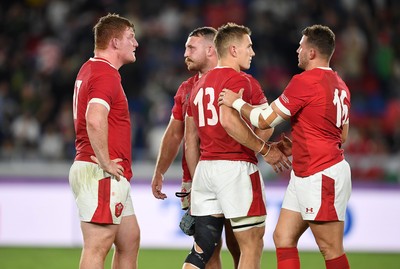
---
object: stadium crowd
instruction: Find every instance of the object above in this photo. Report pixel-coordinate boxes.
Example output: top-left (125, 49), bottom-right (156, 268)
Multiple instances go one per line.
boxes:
top-left (0, 0), bottom-right (399, 182)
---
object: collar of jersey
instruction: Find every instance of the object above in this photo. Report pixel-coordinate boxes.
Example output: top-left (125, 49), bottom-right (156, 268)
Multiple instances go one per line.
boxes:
top-left (90, 57), bottom-right (117, 70)
top-left (316, 67), bottom-right (332, 70)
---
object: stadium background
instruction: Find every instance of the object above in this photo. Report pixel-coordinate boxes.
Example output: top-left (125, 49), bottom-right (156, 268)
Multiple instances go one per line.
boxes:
top-left (0, 0), bottom-right (399, 268)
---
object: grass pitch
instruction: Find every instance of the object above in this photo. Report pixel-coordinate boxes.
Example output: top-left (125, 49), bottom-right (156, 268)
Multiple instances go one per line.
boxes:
top-left (0, 247), bottom-right (399, 268)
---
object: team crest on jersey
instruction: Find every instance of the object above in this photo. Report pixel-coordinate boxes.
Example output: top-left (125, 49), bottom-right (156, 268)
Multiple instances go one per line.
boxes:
top-left (115, 202), bottom-right (124, 217)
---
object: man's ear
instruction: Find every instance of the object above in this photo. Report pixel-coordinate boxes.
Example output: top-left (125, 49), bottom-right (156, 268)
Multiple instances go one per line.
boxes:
top-left (206, 46), bottom-right (215, 57)
top-left (229, 45), bottom-right (237, 57)
top-left (309, 48), bottom-right (316, 60)
top-left (111, 37), bottom-right (120, 49)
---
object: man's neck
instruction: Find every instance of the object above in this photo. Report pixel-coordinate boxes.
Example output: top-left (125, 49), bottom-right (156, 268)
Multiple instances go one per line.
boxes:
top-left (198, 62), bottom-right (218, 77)
top-left (94, 50), bottom-right (121, 69)
top-left (217, 59), bottom-right (240, 72)
top-left (305, 59), bottom-right (330, 71)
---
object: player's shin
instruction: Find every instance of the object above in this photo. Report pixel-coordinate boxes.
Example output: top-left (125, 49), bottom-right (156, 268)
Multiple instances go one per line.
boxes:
top-left (325, 253), bottom-right (350, 269)
top-left (276, 247), bottom-right (300, 269)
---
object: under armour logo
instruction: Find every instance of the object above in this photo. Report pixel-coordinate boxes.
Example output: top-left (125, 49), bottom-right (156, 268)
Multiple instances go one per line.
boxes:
top-left (305, 207), bottom-right (314, 213)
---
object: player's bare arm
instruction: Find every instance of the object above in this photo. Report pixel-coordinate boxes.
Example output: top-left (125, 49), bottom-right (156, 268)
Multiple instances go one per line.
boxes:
top-left (218, 88), bottom-right (262, 127)
top-left (253, 103), bottom-right (275, 144)
top-left (341, 123), bottom-right (349, 144)
top-left (274, 133), bottom-right (293, 157)
top-left (151, 118), bottom-right (184, 200)
top-left (220, 104), bottom-right (291, 172)
top-left (219, 89), bottom-right (289, 130)
top-left (254, 127), bottom-right (274, 145)
top-left (86, 102), bottom-right (124, 181)
top-left (184, 115), bottom-right (200, 179)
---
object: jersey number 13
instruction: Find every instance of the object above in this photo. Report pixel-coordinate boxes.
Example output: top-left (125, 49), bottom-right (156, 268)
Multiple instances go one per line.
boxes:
top-left (193, 87), bottom-right (218, 127)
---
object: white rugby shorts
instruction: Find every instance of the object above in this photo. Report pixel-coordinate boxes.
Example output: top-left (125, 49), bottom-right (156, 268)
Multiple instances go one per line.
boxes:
top-left (69, 161), bottom-right (134, 224)
top-left (191, 160), bottom-right (267, 219)
top-left (282, 159), bottom-right (351, 221)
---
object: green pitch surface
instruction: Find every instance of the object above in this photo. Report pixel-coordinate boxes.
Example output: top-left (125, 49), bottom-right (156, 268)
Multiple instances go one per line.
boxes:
top-left (0, 247), bottom-right (399, 268)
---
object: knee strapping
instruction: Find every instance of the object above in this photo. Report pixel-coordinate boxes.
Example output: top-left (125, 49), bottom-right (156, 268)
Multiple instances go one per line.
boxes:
top-left (184, 216), bottom-right (224, 268)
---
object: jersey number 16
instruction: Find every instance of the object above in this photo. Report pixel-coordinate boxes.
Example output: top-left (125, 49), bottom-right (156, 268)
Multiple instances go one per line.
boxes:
top-left (333, 88), bottom-right (349, 128)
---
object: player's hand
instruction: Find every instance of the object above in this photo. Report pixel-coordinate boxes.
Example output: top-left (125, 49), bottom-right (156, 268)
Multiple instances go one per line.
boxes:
top-left (151, 172), bottom-right (167, 200)
top-left (218, 88), bottom-right (244, 107)
top-left (90, 155), bottom-right (124, 181)
top-left (262, 144), bottom-right (291, 173)
top-left (275, 133), bottom-right (292, 157)
top-left (175, 181), bottom-right (192, 210)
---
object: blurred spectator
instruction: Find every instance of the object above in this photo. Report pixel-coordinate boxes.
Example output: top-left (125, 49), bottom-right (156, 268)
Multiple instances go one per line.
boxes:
top-left (39, 123), bottom-right (64, 160)
top-left (337, 18), bottom-right (368, 81)
top-left (10, 109), bottom-right (40, 158)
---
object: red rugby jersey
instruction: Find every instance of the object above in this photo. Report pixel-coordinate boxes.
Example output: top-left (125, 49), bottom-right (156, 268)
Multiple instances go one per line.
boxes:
top-left (73, 57), bottom-right (133, 180)
top-left (275, 68), bottom-right (351, 177)
top-left (188, 67), bottom-right (265, 163)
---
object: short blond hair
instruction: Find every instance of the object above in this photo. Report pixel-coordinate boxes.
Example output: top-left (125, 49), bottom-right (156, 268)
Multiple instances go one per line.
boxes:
top-left (214, 22), bottom-right (251, 58)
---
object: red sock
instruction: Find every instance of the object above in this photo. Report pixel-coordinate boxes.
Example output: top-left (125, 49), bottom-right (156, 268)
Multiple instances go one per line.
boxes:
top-left (276, 247), bottom-right (300, 269)
top-left (325, 254), bottom-right (350, 269)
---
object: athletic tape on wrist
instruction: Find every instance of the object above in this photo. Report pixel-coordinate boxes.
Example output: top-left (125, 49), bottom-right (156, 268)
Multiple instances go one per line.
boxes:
top-left (232, 98), bottom-right (246, 112)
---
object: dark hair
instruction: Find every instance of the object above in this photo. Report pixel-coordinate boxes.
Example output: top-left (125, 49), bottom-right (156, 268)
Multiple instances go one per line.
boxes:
top-left (214, 22), bottom-right (251, 58)
top-left (93, 13), bottom-right (134, 50)
top-left (302, 24), bottom-right (335, 59)
top-left (189, 27), bottom-right (217, 43)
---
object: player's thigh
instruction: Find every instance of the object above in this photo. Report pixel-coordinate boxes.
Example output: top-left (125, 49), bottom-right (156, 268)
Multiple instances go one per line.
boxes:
top-left (114, 214), bottom-right (140, 251)
top-left (308, 220), bottom-right (345, 251)
top-left (273, 208), bottom-right (308, 247)
top-left (80, 221), bottom-right (118, 251)
top-left (232, 225), bottom-right (265, 251)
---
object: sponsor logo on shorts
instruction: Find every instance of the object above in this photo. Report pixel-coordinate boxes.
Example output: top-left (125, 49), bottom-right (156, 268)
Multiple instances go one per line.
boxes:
top-left (115, 202), bottom-right (124, 217)
top-left (305, 207), bottom-right (314, 214)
